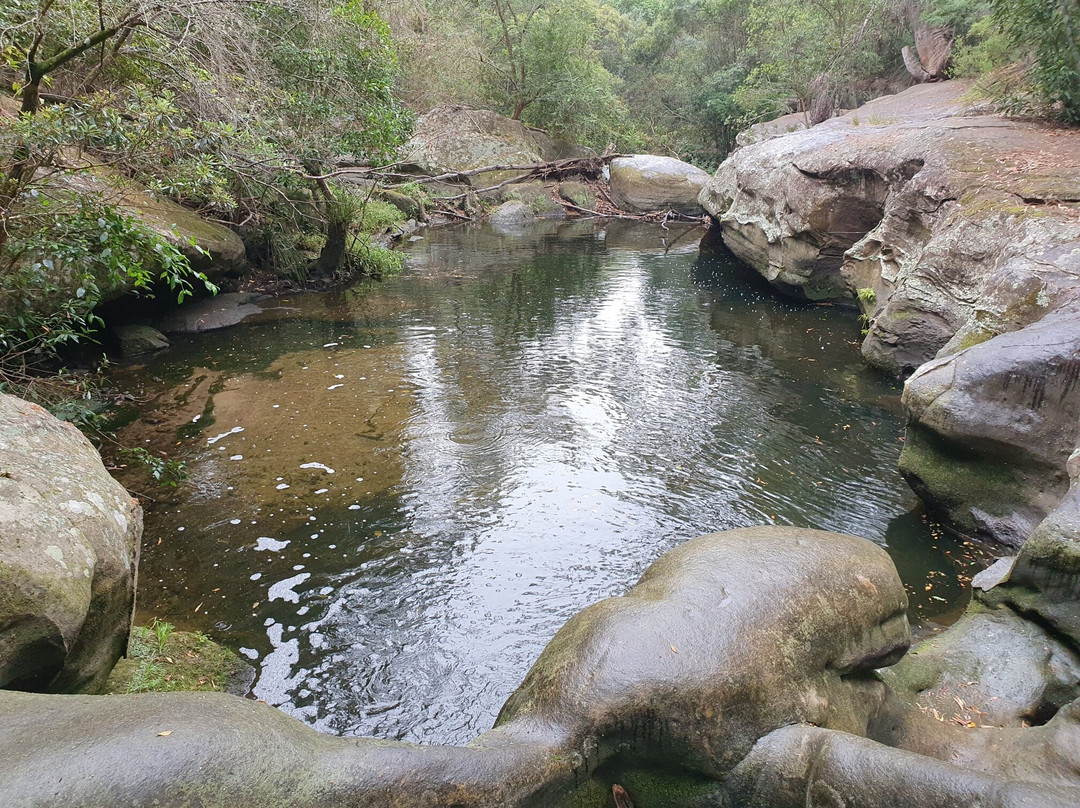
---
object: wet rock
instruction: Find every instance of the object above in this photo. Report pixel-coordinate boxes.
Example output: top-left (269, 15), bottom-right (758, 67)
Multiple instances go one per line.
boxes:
top-left (0, 393), bottom-right (141, 693)
top-left (899, 305), bottom-right (1080, 547)
top-left (609, 155), bottom-right (710, 215)
top-left (489, 200), bottom-right (537, 232)
top-left (881, 603), bottom-right (1080, 728)
top-left (113, 324), bottom-right (169, 357)
top-left (725, 723), bottom-right (1080, 808)
top-left (155, 292), bottom-right (265, 333)
top-left (0, 526), bottom-right (911, 805)
top-left (980, 447), bottom-right (1080, 646)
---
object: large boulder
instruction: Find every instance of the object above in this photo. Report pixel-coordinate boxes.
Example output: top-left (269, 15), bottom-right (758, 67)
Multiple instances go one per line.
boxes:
top-left (399, 106), bottom-right (592, 189)
top-left (700, 81), bottom-right (1080, 375)
top-left (0, 393), bottom-right (141, 693)
top-left (702, 81), bottom-right (1080, 546)
top-left (0, 526), bottom-right (911, 806)
top-left (899, 305), bottom-right (1080, 548)
top-left (608, 154), bottom-right (710, 215)
top-left (67, 167), bottom-right (247, 278)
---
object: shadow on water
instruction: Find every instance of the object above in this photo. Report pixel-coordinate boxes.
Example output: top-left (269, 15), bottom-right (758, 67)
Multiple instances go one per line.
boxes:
top-left (106, 220), bottom-right (991, 745)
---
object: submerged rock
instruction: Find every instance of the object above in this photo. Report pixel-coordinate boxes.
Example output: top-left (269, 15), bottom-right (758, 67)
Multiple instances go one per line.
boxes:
top-left (0, 393), bottom-right (141, 693)
top-left (113, 324), bottom-right (170, 357)
top-left (488, 200), bottom-right (536, 232)
top-left (609, 155), bottom-right (710, 215)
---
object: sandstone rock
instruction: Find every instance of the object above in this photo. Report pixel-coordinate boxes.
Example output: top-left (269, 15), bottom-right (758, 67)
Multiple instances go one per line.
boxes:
top-left (734, 111), bottom-right (809, 148)
top-left (399, 106), bottom-right (592, 189)
top-left (66, 167), bottom-right (247, 278)
top-left (499, 181), bottom-right (566, 218)
top-left (700, 81), bottom-right (1080, 375)
top-left (882, 604), bottom-right (1080, 728)
top-left (899, 305), bottom-right (1080, 547)
top-left (488, 200), bottom-right (537, 232)
top-left (113, 324), bottom-right (169, 357)
top-left (726, 723), bottom-right (1080, 808)
top-left (0, 393), bottom-right (141, 693)
top-left (0, 526), bottom-right (911, 806)
top-left (556, 180), bottom-right (597, 210)
top-left (609, 154), bottom-right (710, 215)
top-left (155, 292), bottom-right (265, 333)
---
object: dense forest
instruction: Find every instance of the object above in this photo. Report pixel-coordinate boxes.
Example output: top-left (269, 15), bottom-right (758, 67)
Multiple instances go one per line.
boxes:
top-left (1, 0), bottom-right (1078, 414)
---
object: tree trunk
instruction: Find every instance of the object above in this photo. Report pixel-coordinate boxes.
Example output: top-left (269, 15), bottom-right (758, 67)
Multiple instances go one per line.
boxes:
top-left (312, 218), bottom-right (348, 276)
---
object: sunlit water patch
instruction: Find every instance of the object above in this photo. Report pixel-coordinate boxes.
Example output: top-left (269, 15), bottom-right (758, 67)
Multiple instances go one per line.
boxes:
top-left (108, 219), bottom-right (990, 745)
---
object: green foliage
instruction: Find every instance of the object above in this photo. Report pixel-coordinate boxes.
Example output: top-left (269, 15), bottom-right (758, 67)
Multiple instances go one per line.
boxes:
top-left (118, 447), bottom-right (189, 487)
top-left (856, 287), bottom-right (876, 304)
top-left (921, 0), bottom-right (993, 32)
top-left (949, 16), bottom-right (1013, 78)
top-left (475, 0), bottom-right (630, 147)
top-left (738, 0), bottom-right (904, 121)
top-left (990, 0), bottom-right (1080, 124)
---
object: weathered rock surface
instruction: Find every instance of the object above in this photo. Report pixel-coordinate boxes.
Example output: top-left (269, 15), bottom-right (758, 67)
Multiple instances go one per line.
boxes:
top-left (0, 526), bottom-right (913, 806)
top-left (0, 393), bottom-right (141, 693)
top-left (700, 81), bottom-right (1080, 375)
top-left (702, 81), bottom-right (1080, 547)
top-left (899, 304), bottom-right (1080, 547)
top-left (609, 154), bottom-right (710, 215)
top-left (113, 324), bottom-right (170, 357)
top-left (882, 603), bottom-right (1080, 728)
top-left (488, 200), bottom-right (536, 232)
top-left (67, 167), bottom-right (247, 277)
top-left (155, 292), bottom-right (266, 333)
top-left (399, 106), bottom-right (592, 188)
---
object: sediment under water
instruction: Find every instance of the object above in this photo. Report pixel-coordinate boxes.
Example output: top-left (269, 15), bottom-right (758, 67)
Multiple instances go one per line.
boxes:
top-left (107, 219), bottom-right (988, 745)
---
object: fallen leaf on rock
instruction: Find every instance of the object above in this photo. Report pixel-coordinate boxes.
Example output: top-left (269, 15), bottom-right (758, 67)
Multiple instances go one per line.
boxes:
top-left (157, 731), bottom-right (172, 737)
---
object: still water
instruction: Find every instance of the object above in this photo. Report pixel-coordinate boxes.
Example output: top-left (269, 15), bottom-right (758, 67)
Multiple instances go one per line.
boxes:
top-left (109, 219), bottom-right (987, 745)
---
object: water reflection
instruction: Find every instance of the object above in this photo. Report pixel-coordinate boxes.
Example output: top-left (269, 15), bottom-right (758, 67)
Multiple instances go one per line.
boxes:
top-left (109, 220), bottom-right (989, 746)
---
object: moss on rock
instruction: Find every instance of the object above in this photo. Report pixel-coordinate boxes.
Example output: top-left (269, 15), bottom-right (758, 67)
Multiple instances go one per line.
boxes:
top-left (105, 622), bottom-right (252, 695)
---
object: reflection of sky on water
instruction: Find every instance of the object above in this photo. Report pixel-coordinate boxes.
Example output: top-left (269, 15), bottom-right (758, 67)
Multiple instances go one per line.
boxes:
top-left (113, 221), bottom-right (990, 746)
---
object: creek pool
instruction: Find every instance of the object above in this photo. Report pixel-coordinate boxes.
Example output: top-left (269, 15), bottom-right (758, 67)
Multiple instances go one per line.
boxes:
top-left (108, 219), bottom-right (987, 745)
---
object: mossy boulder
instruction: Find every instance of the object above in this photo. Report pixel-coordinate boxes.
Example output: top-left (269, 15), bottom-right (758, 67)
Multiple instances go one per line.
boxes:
top-left (105, 624), bottom-right (253, 696)
top-left (113, 324), bottom-right (170, 357)
top-left (0, 393), bottom-right (141, 693)
top-left (899, 304), bottom-right (1080, 548)
top-left (609, 155), bottom-right (710, 215)
top-left (489, 200), bottom-right (536, 232)
top-left (399, 106), bottom-right (593, 189)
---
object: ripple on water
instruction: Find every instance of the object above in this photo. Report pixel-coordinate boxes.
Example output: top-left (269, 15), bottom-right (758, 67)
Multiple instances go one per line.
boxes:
top-left (112, 221), bottom-right (991, 746)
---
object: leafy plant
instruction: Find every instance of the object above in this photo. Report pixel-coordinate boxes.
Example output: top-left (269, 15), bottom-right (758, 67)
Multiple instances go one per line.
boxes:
top-left (118, 447), bottom-right (189, 487)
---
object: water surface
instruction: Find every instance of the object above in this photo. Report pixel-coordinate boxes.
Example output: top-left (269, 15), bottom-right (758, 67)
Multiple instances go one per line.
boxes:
top-left (110, 219), bottom-right (987, 745)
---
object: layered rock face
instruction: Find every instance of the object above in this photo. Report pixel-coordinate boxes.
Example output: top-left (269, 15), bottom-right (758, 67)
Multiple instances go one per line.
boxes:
top-left (701, 81), bottom-right (1080, 548)
top-left (700, 81), bottom-right (1080, 376)
top-left (0, 393), bottom-right (141, 693)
